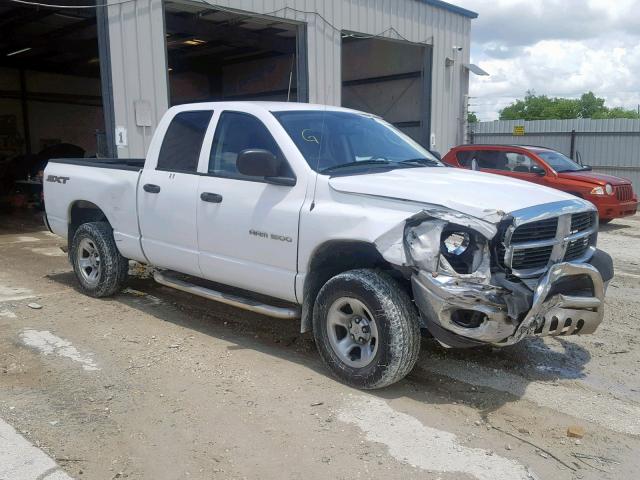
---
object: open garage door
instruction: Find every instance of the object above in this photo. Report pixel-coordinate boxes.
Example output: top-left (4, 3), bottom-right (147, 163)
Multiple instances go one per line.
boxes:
top-left (341, 35), bottom-right (431, 147)
top-left (163, 2), bottom-right (307, 105)
top-left (0, 2), bottom-right (105, 221)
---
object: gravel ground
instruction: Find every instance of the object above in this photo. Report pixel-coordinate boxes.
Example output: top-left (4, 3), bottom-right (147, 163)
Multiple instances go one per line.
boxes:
top-left (1, 212), bottom-right (639, 480)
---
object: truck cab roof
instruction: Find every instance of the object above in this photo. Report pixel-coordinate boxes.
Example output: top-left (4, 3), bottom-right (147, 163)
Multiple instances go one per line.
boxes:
top-left (167, 101), bottom-right (362, 115)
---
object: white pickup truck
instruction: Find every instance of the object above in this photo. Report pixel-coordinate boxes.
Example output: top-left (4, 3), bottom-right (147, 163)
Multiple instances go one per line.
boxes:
top-left (44, 102), bottom-right (613, 389)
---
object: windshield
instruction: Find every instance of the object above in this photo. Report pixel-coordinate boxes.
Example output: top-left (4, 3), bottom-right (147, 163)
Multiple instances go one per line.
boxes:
top-left (272, 110), bottom-right (442, 174)
top-left (536, 150), bottom-right (584, 172)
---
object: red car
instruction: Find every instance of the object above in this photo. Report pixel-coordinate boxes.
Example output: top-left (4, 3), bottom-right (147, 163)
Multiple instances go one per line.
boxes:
top-left (443, 145), bottom-right (638, 222)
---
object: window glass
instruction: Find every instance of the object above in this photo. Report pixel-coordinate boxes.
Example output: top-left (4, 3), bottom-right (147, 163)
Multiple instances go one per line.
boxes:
top-left (456, 150), bottom-right (476, 167)
top-left (208, 112), bottom-right (292, 179)
top-left (458, 150), bottom-right (541, 172)
top-left (273, 110), bottom-right (440, 173)
top-left (536, 150), bottom-right (583, 172)
top-left (157, 110), bottom-right (212, 172)
top-left (456, 150), bottom-right (506, 170)
top-left (475, 150), bottom-right (509, 170)
top-left (506, 152), bottom-right (535, 172)
top-left (456, 150), bottom-right (509, 170)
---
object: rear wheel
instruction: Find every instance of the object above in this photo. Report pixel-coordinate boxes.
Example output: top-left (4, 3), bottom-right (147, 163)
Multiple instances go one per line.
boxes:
top-left (312, 269), bottom-right (420, 389)
top-left (70, 222), bottom-right (128, 297)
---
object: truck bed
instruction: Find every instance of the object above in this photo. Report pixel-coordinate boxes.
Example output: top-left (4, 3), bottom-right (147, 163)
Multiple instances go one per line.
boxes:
top-left (44, 157), bottom-right (145, 262)
top-left (48, 157), bottom-right (145, 171)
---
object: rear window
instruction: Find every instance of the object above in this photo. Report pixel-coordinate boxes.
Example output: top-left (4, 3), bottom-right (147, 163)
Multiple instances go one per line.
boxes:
top-left (157, 110), bottom-right (213, 172)
top-left (456, 150), bottom-right (513, 170)
top-left (456, 150), bottom-right (475, 167)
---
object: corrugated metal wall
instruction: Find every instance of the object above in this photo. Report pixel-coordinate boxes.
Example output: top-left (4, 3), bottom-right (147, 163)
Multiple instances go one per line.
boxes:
top-left (107, 0), bottom-right (472, 157)
top-left (107, 0), bottom-right (169, 158)
top-left (472, 119), bottom-right (640, 189)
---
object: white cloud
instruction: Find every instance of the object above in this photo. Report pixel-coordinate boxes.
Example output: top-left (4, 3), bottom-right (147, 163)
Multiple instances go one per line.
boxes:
top-left (456, 0), bottom-right (640, 120)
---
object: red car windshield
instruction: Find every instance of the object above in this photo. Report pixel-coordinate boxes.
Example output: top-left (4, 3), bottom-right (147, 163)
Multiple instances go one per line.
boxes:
top-left (536, 151), bottom-right (585, 173)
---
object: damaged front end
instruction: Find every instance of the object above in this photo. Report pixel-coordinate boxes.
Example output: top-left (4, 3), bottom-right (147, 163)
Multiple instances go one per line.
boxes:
top-left (375, 200), bottom-right (613, 347)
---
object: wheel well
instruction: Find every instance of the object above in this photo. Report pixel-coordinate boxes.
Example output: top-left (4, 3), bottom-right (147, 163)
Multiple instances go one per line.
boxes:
top-left (300, 240), bottom-right (402, 333)
top-left (68, 201), bottom-right (109, 241)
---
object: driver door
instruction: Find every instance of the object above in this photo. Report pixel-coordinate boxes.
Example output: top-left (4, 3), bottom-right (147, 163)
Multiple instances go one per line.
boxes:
top-left (196, 111), bottom-right (305, 302)
top-left (503, 151), bottom-right (547, 186)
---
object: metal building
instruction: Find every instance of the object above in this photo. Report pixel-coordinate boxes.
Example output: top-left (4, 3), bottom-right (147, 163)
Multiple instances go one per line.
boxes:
top-left (106, 0), bottom-right (478, 157)
top-left (0, 0), bottom-right (478, 171)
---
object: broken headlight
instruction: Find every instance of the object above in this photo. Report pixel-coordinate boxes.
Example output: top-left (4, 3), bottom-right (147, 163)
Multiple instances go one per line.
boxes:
top-left (442, 232), bottom-right (470, 256)
top-left (440, 227), bottom-right (485, 275)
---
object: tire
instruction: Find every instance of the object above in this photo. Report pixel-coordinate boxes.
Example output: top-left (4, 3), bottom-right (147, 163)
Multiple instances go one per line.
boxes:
top-left (312, 269), bottom-right (420, 389)
top-left (70, 221), bottom-right (128, 297)
top-left (600, 219), bottom-right (612, 225)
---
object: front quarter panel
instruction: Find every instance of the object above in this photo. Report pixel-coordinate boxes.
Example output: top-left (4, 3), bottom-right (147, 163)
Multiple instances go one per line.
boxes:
top-left (298, 183), bottom-right (425, 271)
top-left (297, 178), bottom-right (427, 274)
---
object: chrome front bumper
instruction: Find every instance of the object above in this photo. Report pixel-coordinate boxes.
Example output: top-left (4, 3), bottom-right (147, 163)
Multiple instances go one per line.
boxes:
top-left (412, 261), bottom-right (606, 347)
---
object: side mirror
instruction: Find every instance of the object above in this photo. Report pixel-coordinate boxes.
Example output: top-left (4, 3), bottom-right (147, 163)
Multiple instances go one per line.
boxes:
top-left (531, 165), bottom-right (545, 175)
top-left (582, 164), bottom-right (592, 171)
top-left (236, 149), bottom-right (295, 186)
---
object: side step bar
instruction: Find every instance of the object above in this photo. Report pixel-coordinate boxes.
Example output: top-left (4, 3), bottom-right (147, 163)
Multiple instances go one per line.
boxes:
top-left (153, 271), bottom-right (300, 320)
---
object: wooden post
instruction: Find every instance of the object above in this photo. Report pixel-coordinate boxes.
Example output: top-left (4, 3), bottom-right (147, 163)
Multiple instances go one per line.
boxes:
top-left (19, 69), bottom-right (31, 155)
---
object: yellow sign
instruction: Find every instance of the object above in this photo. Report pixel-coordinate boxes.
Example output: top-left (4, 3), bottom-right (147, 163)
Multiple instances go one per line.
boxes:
top-left (513, 126), bottom-right (525, 136)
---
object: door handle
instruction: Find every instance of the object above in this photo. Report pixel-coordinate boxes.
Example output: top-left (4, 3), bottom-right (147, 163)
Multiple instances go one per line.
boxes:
top-left (200, 192), bottom-right (223, 203)
top-left (143, 183), bottom-right (161, 194)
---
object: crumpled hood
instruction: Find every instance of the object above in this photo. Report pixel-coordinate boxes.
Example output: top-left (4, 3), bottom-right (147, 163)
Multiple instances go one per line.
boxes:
top-left (557, 170), bottom-right (631, 186)
top-left (329, 167), bottom-right (579, 222)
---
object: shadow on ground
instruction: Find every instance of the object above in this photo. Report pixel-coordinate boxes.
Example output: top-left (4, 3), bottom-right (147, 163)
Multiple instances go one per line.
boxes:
top-left (0, 211), bottom-right (48, 235)
top-left (46, 269), bottom-right (590, 418)
top-left (600, 221), bottom-right (632, 233)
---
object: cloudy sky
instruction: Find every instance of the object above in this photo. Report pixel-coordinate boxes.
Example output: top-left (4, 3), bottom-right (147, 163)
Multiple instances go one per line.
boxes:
top-left (454, 0), bottom-right (640, 120)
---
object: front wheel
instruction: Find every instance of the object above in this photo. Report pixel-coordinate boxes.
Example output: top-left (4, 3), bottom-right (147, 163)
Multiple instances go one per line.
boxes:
top-left (70, 222), bottom-right (128, 297)
top-left (312, 269), bottom-right (420, 389)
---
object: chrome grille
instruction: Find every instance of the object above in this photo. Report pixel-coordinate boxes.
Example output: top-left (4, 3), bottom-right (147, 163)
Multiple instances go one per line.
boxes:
top-left (500, 203), bottom-right (598, 278)
top-left (511, 217), bottom-right (557, 242)
top-left (570, 211), bottom-right (595, 232)
top-left (564, 236), bottom-right (591, 261)
top-left (512, 245), bottom-right (553, 269)
top-left (615, 184), bottom-right (634, 202)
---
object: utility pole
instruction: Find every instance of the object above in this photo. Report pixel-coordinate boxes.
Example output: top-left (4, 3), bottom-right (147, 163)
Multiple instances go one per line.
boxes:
top-left (463, 94), bottom-right (470, 144)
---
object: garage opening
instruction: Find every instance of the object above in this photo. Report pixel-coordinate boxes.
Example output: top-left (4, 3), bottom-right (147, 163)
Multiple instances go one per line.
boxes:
top-left (0, 3), bottom-right (104, 226)
top-left (341, 35), bottom-right (431, 146)
top-left (163, 2), bottom-right (307, 106)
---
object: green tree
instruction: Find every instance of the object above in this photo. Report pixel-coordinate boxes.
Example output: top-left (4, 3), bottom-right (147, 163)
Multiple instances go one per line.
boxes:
top-left (593, 106), bottom-right (640, 119)
top-left (499, 91), bottom-right (639, 120)
top-left (578, 92), bottom-right (606, 118)
top-left (467, 111), bottom-right (479, 123)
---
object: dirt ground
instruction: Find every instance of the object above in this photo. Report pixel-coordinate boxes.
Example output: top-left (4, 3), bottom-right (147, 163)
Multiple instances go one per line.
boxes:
top-left (1, 212), bottom-right (639, 480)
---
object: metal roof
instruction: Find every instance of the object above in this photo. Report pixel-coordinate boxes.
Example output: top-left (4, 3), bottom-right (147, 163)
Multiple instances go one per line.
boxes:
top-left (419, 0), bottom-right (479, 19)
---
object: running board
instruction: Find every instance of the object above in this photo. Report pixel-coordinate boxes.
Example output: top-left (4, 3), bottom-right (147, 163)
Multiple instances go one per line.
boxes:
top-left (153, 271), bottom-right (300, 320)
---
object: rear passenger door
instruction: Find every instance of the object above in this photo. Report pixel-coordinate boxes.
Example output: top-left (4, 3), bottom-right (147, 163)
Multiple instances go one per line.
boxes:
top-left (138, 110), bottom-right (212, 276)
